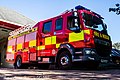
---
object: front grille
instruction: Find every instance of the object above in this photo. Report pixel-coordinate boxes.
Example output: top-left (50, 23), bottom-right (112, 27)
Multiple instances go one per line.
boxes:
top-left (94, 38), bottom-right (111, 57)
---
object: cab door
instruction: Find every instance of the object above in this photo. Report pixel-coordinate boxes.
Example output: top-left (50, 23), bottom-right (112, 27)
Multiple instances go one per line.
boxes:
top-left (53, 17), bottom-right (66, 49)
top-left (40, 20), bottom-right (53, 57)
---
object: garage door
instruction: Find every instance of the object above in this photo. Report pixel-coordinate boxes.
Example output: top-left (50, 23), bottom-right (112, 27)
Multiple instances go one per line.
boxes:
top-left (0, 27), bottom-right (12, 67)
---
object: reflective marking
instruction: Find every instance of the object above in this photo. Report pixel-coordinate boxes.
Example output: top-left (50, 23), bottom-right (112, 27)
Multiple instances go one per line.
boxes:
top-left (29, 40), bottom-right (36, 47)
top-left (84, 30), bottom-right (90, 34)
top-left (52, 36), bottom-right (56, 44)
top-left (56, 44), bottom-right (60, 48)
top-left (17, 43), bottom-right (22, 50)
top-left (45, 37), bottom-right (51, 45)
top-left (23, 48), bottom-right (29, 52)
top-left (37, 46), bottom-right (45, 50)
top-left (69, 31), bottom-right (84, 42)
top-left (7, 46), bottom-right (12, 52)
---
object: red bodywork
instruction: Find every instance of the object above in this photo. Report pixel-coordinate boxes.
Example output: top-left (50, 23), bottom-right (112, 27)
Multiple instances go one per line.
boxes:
top-left (6, 8), bottom-right (112, 65)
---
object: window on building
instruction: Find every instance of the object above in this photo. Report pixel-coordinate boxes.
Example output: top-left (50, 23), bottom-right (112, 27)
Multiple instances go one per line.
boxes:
top-left (43, 21), bottom-right (52, 34)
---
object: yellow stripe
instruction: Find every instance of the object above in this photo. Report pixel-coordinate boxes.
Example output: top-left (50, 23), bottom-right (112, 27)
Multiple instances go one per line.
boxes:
top-left (29, 40), bottom-right (36, 47)
top-left (8, 37), bottom-right (12, 40)
top-left (7, 46), bottom-right (12, 49)
top-left (69, 31), bottom-right (84, 42)
top-left (84, 30), bottom-right (90, 34)
top-left (56, 44), bottom-right (60, 48)
top-left (37, 46), bottom-right (45, 50)
top-left (45, 37), bottom-right (51, 45)
top-left (7, 46), bottom-right (15, 54)
top-left (7, 46), bottom-right (12, 52)
top-left (23, 48), bottom-right (29, 52)
top-left (52, 36), bottom-right (56, 44)
top-left (17, 43), bottom-right (22, 50)
top-left (32, 27), bottom-right (38, 32)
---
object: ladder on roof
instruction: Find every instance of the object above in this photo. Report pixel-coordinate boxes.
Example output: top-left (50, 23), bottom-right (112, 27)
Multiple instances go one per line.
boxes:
top-left (9, 24), bottom-right (33, 36)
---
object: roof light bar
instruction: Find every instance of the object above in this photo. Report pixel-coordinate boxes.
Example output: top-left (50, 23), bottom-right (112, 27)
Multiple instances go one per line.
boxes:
top-left (75, 5), bottom-right (103, 19)
top-left (75, 5), bottom-right (90, 11)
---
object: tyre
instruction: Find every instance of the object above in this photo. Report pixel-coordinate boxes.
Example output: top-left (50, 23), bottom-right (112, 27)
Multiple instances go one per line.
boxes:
top-left (14, 56), bottom-right (22, 69)
top-left (57, 51), bottom-right (72, 69)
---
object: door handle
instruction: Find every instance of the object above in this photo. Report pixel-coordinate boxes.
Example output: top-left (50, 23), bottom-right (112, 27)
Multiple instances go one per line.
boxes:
top-left (40, 42), bottom-right (42, 45)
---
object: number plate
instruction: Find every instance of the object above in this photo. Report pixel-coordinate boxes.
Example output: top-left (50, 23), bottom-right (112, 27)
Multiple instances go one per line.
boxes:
top-left (43, 58), bottom-right (49, 62)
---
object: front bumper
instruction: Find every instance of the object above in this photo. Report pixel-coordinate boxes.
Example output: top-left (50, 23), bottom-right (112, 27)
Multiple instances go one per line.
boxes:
top-left (72, 48), bottom-right (110, 63)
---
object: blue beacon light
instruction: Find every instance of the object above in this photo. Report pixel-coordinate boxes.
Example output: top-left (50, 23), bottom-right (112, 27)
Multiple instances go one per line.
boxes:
top-left (75, 5), bottom-right (90, 11)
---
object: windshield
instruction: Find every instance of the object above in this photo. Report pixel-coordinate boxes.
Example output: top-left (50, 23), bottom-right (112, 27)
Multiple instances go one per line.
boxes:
top-left (83, 13), bottom-right (107, 33)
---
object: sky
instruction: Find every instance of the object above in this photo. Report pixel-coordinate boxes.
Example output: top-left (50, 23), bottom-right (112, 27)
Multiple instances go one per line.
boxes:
top-left (0, 0), bottom-right (120, 43)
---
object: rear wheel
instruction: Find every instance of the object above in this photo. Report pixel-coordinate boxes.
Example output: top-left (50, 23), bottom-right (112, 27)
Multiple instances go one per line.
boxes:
top-left (14, 56), bottom-right (22, 69)
top-left (57, 51), bottom-right (72, 69)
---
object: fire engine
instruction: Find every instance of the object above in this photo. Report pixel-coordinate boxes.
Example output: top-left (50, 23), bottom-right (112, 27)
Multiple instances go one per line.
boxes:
top-left (6, 5), bottom-right (112, 69)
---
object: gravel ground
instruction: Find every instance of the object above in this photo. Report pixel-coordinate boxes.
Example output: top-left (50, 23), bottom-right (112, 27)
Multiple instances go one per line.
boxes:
top-left (0, 65), bottom-right (120, 80)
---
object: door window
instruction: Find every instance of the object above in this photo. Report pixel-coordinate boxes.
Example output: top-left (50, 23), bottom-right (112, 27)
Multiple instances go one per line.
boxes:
top-left (55, 18), bottom-right (63, 30)
top-left (43, 21), bottom-right (52, 34)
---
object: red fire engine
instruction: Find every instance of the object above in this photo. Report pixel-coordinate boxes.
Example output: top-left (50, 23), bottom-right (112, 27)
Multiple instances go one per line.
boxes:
top-left (6, 5), bottom-right (112, 69)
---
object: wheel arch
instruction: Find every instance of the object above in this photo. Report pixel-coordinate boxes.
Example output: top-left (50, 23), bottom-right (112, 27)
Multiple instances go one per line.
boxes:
top-left (14, 55), bottom-right (22, 65)
top-left (55, 43), bottom-right (75, 63)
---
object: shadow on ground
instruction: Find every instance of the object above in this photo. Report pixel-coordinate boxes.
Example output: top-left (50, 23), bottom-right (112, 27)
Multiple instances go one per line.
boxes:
top-left (0, 63), bottom-right (120, 80)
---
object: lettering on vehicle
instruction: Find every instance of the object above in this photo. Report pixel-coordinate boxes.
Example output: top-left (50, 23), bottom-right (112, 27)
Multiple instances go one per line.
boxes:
top-left (94, 31), bottom-right (109, 40)
top-left (94, 38), bottom-right (110, 46)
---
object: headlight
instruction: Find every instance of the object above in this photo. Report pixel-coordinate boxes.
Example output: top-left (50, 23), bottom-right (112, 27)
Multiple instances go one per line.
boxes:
top-left (91, 51), bottom-right (96, 54)
top-left (85, 49), bottom-right (96, 54)
top-left (85, 50), bottom-right (91, 54)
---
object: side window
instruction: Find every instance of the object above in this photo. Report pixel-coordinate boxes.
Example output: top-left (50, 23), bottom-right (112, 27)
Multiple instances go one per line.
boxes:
top-left (16, 36), bottom-right (24, 50)
top-left (55, 18), bottom-right (62, 30)
top-left (43, 21), bottom-right (52, 34)
top-left (67, 16), bottom-right (74, 30)
top-left (8, 38), bottom-right (16, 46)
top-left (67, 16), bottom-right (80, 31)
top-left (25, 32), bottom-right (37, 42)
top-left (17, 36), bottom-right (24, 44)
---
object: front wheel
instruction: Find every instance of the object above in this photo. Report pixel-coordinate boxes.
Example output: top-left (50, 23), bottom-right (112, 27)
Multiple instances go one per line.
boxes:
top-left (57, 51), bottom-right (72, 69)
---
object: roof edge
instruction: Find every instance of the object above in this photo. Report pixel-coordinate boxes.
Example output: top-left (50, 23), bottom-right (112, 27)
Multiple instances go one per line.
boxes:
top-left (0, 18), bottom-right (23, 27)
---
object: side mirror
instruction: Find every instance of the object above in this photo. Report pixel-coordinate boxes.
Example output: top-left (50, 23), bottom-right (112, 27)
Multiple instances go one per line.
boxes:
top-left (104, 24), bottom-right (107, 29)
top-left (68, 14), bottom-right (80, 33)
